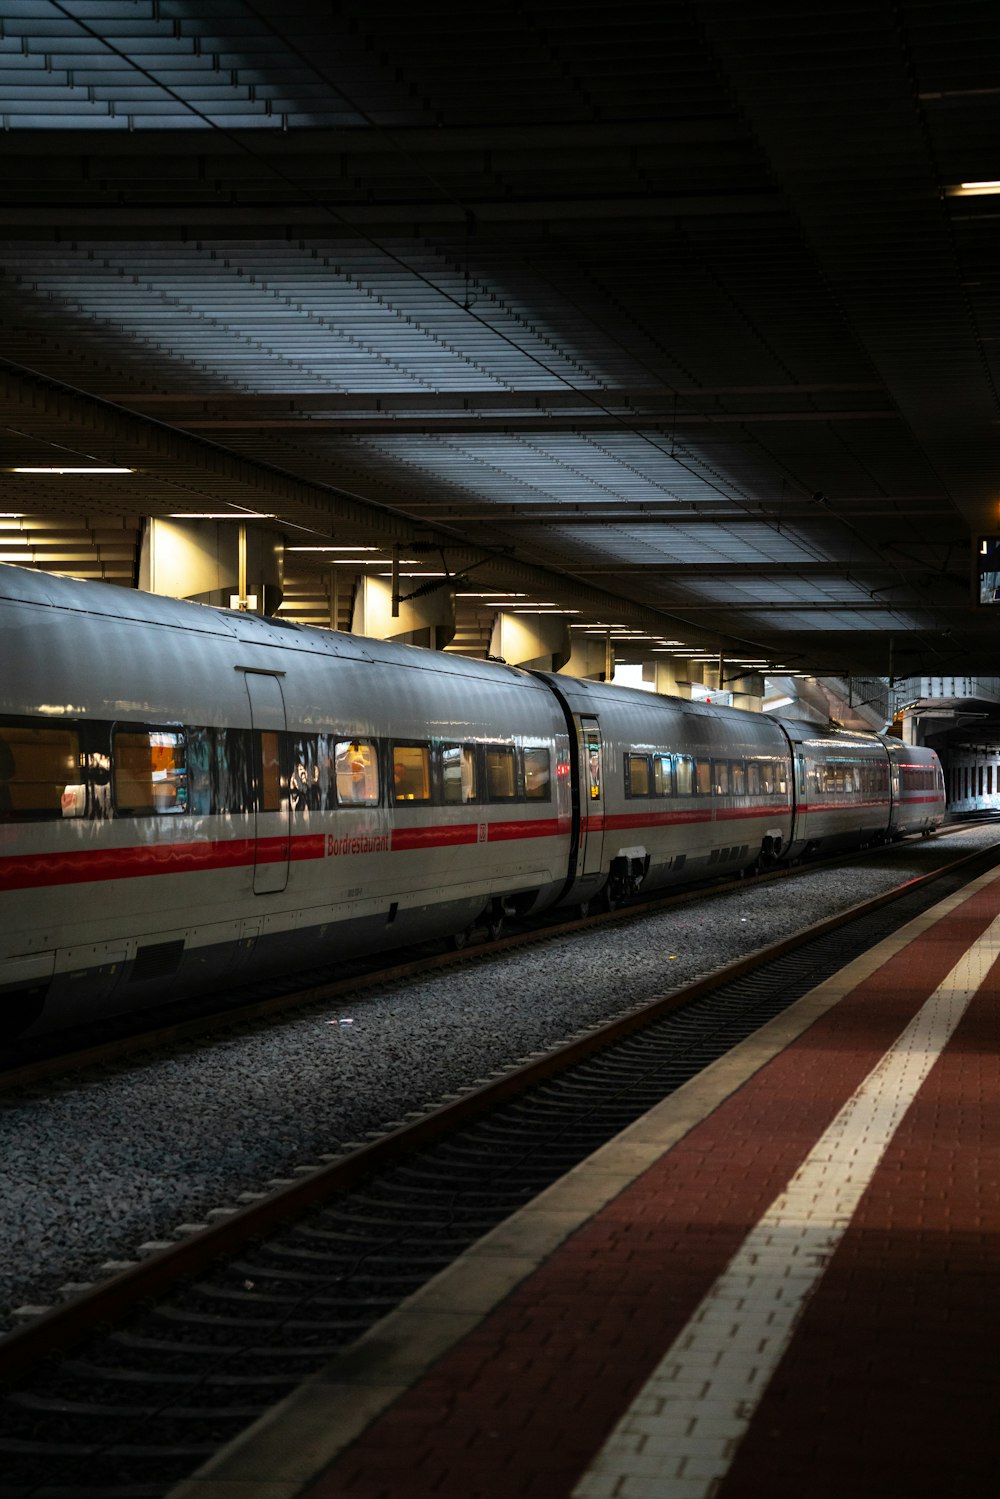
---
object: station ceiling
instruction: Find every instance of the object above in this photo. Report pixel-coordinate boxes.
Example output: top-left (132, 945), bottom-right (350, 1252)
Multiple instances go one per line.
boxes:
top-left (1, 1), bottom-right (999, 679)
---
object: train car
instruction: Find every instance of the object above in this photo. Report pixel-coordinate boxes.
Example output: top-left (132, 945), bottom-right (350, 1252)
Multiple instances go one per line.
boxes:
top-left (777, 721), bottom-right (945, 856)
top-left (536, 673), bottom-right (795, 906)
top-left (0, 565), bottom-right (572, 1035)
top-left (884, 737), bottom-right (947, 838)
top-left (778, 721), bottom-right (894, 858)
top-left (0, 564), bottom-right (946, 1037)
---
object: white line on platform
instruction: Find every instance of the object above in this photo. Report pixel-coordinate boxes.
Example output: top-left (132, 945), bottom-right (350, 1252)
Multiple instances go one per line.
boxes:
top-left (573, 912), bottom-right (1000, 1499)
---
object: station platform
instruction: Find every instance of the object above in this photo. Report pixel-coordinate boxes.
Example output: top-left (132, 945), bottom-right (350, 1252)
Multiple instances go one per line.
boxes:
top-left (171, 863), bottom-right (1000, 1499)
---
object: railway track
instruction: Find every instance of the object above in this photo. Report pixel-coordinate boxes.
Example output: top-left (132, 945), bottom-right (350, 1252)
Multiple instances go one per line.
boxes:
top-left (1, 833), bottom-right (998, 1499)
top-left (0, 820), bottom-right (987, 1097)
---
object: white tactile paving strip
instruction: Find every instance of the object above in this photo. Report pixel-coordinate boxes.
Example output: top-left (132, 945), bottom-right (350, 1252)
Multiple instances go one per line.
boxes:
top-left (571, 911), bottom-right (1000, 1499)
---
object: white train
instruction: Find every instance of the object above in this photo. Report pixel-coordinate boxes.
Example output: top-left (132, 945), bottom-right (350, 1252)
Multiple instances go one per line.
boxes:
top-left (0, 564), bottom-right (945, 1036)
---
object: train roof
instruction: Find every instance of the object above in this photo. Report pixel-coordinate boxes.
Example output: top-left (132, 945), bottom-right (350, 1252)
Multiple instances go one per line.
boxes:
top-left (0, 562), bottom-right (539, 689)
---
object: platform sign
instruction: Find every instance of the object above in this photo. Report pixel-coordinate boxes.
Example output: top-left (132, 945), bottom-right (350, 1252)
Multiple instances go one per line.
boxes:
top-left (977, 537), bottom-right (1000, 604)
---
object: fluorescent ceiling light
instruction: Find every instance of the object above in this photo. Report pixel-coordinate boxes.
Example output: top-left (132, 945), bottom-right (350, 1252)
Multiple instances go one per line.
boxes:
top-left (286, 545), bottom-right (381, 552)
top-left (167, 511), bottom-right (277, 520)
top-left (13, 465), bottom-right (134, 474)
top-left (948, 180), bottom-right (1000, 196)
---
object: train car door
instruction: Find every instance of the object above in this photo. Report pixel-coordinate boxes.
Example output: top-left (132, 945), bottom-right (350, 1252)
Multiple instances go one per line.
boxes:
top-left (242, 669), bottom-right (290, 895)
top-left (579, 716), bottom-right (605, 876)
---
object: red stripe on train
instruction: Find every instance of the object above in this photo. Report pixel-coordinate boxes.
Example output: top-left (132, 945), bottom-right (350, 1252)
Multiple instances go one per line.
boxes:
top-left (0, 818), bottom-right (572, 891)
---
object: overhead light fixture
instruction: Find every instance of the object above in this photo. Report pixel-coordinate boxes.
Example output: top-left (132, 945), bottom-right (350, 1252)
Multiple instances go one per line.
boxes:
top-left (12, 465), bottom-right (135, 475)
top-left (286, 545), bottom-right (382, 552)
top-left (947, 180), bottom-right (1000, 196)
top-left (166, 511), bottom-right (278, 520)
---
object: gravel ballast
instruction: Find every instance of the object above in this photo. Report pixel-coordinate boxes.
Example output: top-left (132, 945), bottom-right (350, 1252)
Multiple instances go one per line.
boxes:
top-left (2, 824), bottom-right (997, 1335)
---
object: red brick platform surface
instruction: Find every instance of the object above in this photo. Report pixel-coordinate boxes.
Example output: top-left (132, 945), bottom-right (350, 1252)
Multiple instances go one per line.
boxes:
top-left (169, 871), bottom-right (1000, 1499)
top-left (296, 878), bottom-right (1000, 1499)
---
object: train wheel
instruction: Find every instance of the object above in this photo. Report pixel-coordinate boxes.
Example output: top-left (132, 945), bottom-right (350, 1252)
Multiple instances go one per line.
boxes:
top-left (449, 927), bottom-right (471, 951)
top-left (487, 909), bottom-right (506, 941)
top-left (577, 899), bottom-right (591, 918)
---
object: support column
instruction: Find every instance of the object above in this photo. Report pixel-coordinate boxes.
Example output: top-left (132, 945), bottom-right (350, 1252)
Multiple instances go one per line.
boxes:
top-left (490, 613), bottom-right (571, 671)
top-left (139, 517), bottom-right (284, 614)
top-left (352, 574), bottom-right (455, 649)
top-left (560, 637), bottom-right (613, 680)
top-left (729, 672), bottom-right (764, 713)
top-left (641, 660), bottom-right (688, 697)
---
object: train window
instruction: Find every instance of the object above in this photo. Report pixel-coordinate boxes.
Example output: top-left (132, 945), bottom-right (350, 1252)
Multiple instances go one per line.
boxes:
top-left (988, 766), bottom-right (993, 796)
top-left (486, 745), bottom-right (517, 800)
top-left (626, 753), bottom-right (651, 797)
top-left (746, 761), bottom-right (761, 795)
top-left (730, 761), bottom-right (746, 795)
top-left (217, 728), bottom-right (254, 814)
top-left (761, 759), bottom-right (790, 797)
top-left (695, 758), bottom-right (713, 795)
top-left (654, 754), bottom-right (674, 796)
top-left (524, 748), bottom-right (552, 801)
top-left (186, 727), bottom-right (214, 816)
top-left (289, 734), bottom-right (324, 812)
top-left (585, 735), bottom-right (601, 800)
top-left (335, 739), bottom-right (379, 805)
top-left (0, 719), bottom-right (84, 820)
top-left (392, 743), bottom-right (431, 803)
top-left (674, 755), bottom-right (694, 796)
top-left (442, 744), bottom-right (477, 804)
top-left (257, 732), bottom-right (282, 813)
top-left (822, 763), bottom-right (854, 796)
top-left (714, 761), bottom-right (730, 795)
top-left (114, 729), bottom-right (188, 815)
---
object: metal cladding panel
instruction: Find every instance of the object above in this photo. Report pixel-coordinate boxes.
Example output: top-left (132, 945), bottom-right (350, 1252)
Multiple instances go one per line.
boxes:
top-left (282, 654), bottom-right (562, 744)
top-left (539, 674), bottom-right (789, 757)
top-left (883, 739), bottom-right (939, 772)
top-left (0, 562), bottom-right (238, 638)
top-left (775, 717), bottom-right (888, 761)
top-left (0, 562), bottom-right (558, 734)
top-left (0, 593), bottom-right (252, 728)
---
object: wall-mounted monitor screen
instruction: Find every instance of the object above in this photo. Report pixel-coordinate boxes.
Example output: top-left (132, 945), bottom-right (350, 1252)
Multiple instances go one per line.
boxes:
top-left (977, 538), bottom-right (1000, 604)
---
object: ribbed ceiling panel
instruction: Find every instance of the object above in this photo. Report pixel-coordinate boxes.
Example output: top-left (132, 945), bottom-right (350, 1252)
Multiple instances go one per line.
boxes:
top-left (0, 1), bottom-right (992, 674)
